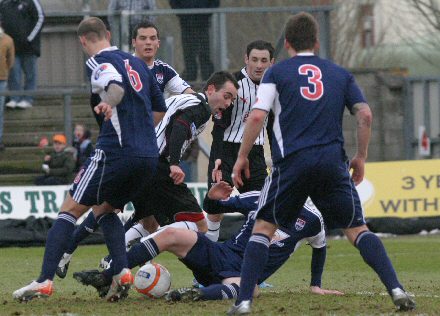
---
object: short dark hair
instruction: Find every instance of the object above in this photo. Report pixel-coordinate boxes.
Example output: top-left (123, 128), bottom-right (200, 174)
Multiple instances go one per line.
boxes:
top-left (203, 71), bottom-right (239, 91)
top-left (285, 12), bottom-right (318, 52)
top-left (77, 17), bottom-right (107, 41)
top-left (132, 20), bottom-right (160, 40)
top-left (246, 40), bottom-right (275, 60)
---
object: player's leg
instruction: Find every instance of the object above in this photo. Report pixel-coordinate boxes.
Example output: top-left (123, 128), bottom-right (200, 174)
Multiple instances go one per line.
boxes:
top-left (124, 216), bottom-right (158, 249)
top-left (13, 193), bottom-right (90, 301)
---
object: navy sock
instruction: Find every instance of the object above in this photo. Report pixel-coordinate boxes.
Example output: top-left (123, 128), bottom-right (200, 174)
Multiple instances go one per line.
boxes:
top-left (102, 237), bottom-right (159, 280)
top-left (236, 233), bottom-right (270, 304)
top-left (65, 211), bottom-right (98, 254)
top-left (200, 283), bottom-right (239, 300)
top-left (98, 213), bottom-right (127, 276)
top-left (37, 212), bottom-right (77, 282)
top-left (123, 216), bottom-right (134, 232)
top-left (356, 231), bottom-right (403, 294)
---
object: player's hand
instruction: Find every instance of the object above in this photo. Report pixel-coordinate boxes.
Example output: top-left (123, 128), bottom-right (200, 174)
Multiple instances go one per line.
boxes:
top-left (94, 102), bottom-right (113, 121)
top-left (43, 155), bottom-right (51, 162)
top-left (310, 286), bottom-right (344, 296)
top-left (349, 155), bottom-right (366, 185)
top-left (170, 165), bottom-right (185, 185)
top-left (211, 159), bottom-right (223, 183)
top-left (232, 156), bottom-right (250, 188)
top-left (208, 181), bottom-right (233, 200)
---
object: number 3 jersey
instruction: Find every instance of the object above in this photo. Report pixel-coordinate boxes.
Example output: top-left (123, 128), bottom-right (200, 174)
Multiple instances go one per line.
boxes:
top-left (254, 53), bottom-right (366, 163)
top-left (86, 46), bottom-right (166, 157)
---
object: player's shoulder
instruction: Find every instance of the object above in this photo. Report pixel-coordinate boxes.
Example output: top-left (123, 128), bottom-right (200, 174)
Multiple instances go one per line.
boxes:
top-left (233, 68), bottom-right (246, 82)
top-left (154, 59), bottom-right (178, 73)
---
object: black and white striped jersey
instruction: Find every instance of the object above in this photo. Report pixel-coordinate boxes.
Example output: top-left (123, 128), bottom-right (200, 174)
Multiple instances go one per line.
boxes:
top-left (223, 68), bottom-right (267, 145)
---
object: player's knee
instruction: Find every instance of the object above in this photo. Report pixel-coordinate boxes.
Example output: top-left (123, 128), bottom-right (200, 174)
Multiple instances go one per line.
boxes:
top-left (343, 225), bottom-right (370, 246)
top-left (158, 227), bottom-right (181, 245)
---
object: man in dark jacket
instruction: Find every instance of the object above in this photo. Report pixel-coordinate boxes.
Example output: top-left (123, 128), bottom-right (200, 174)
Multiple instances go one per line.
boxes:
top-left (169, 0), bottom-right (219, 81)
top-left (0, 0), bottom-right (45, 109)
top-left (35, 134), bottom-right (75, 185)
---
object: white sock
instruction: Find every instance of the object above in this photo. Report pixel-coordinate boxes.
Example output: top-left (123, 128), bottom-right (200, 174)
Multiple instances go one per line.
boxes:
top-left (125, 223), bottom-right (150, 250)
top-left (144, 221), bottom-right (199, 240)
top-left (206, 219), bottom-right (221, 242)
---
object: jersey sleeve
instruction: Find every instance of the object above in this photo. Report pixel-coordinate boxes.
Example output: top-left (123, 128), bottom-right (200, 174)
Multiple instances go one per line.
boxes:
top-left (345, 73), bottom-right (366, 113)
top-left (252, 68), bottom-right (277, 112)
top-left (90, 62), bottom-right (123, 94)
top-left (165, 72), bottom-right (191, 95)
top-left (204, 193), bottom-right (257, 216)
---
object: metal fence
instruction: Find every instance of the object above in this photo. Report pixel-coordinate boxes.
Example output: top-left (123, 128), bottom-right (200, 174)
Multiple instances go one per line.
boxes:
top-left (404, 77), bottom-right (440, 159)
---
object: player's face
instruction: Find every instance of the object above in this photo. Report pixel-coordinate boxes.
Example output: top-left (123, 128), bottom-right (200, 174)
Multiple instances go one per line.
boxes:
top-left (245, 49), bottom-right (274, 82)
top-left (206, 81), bottom-right (237, 115)
top-left (133, 27), bottom-right (160, 64)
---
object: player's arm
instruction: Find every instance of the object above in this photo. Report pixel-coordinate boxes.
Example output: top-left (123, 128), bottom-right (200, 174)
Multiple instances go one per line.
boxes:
top-left (150, 72), bottom-right (167, 126)
top-left (27, 0), bottom-right (44, 42)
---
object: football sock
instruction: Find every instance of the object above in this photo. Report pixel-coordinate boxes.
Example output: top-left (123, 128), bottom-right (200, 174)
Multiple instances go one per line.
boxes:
top-left (37, 212), bottom-right (77, 282)
top-left (123, 216), bottom-right (134, 232)
top-left (355, 231), bottom-right (403, 294)
top-left (125, 223), bottom-right (151, 250)
top-left (65, 211), bottom-right (98, 254)
top-left (236, 233), bottom-right (270, 304)
top-left (102, 238), bottom-right (160, 280)
top-left (206, 218), bottom-right (221, 242)
top-left (98, 213), bottom-right (128, 276)
top-left (200, 283), bottom-right (239, 300)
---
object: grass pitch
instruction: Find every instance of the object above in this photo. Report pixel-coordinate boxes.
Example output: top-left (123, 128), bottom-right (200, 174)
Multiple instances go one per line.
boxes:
top-left (1, 235), bottom-right (439, 315)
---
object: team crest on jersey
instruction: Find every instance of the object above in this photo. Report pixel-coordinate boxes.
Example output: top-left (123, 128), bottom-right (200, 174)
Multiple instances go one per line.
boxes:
top-left (156, 73), bottom-right (164, 84)
top-left (94, 64), bottom-right (108, 80)
top-left (295, 218), bottom-right (306, 231)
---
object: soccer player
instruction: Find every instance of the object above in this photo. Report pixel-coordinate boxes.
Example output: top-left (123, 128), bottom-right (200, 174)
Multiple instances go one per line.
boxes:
top-left (131, 20), bottom-right (195, 96)
top-left (73, 181), bottom-right (343, 300)
top-left (12, 16), bottom-right (166, 302)
top-left (206, 40), bottom-right (275, 242)
top-left (55, 21), bottom-right (198, 278)
top-left (228, 13), bottom-right (415, 314)
top-left (57, 71), bottom-right (239, 279)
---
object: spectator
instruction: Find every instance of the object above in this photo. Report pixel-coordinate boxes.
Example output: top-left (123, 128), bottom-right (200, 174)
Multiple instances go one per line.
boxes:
top-left (72, 124), bottom-right (93, 172)
top-left (169, 0), bottom-right (219, 81)
top-left (35, 134), bottom-right (75, 185)
top-left (0, 0), bottom-right (45, 109)
top-left (0, 16), bottom-right (15, 150)
top-left (180, 139), bottom-right (199, 182)
top-left (108, 0), bottom-right (156, 47)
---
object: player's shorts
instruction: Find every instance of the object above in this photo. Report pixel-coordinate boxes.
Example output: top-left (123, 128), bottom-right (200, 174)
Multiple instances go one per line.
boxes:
top-left (132, 159), bottom-right (203, 224)
top-left (180, 233), bottom-right (242, 286)
top-left (257, 142), bottom-right (365, 230)
top-left (70, 149), bottom-right (158, 209)
top-left (208, 142), bottom-right (267, 192)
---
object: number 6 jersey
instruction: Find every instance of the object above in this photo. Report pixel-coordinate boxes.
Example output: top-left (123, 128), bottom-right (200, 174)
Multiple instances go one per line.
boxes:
top-left (86, 46), bottom-right (166, 157)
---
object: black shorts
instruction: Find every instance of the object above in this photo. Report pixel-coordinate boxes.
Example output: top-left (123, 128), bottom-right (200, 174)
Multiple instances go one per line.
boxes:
top-left (208, 142), bottom-right (267, 192)
top-left (132, 160), bottom-right (203, 225)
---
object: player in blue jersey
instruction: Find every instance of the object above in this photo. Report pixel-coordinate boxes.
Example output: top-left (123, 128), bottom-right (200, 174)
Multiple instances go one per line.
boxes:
top-left (13, 17), bottom-right (167, 303)
top-left (73, 181), bottom-right (343, 300)
top-left (229, 13), bottom-right (415, 314)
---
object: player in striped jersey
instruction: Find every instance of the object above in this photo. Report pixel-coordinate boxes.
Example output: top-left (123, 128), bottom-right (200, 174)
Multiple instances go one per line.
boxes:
top-left (206, 40), bottom-right (275, 242)
top-left (73, 181), bottom-right (343, 301)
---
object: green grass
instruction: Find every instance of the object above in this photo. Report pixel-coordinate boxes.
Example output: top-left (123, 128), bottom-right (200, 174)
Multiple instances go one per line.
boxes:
top-left (1, 235), bottom-right (440, 315)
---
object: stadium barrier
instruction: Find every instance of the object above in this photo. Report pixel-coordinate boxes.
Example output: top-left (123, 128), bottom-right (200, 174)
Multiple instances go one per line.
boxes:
top-left (1, 159), bottom-right (440, 246)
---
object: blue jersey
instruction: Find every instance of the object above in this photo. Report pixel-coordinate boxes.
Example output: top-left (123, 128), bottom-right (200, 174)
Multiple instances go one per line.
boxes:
top-left (205, 192), bottom-right (326, 280)
top-left (255, 53), bottom-right (366, 163)
top-left (149, 59), bottom-right (190, 94)
top-left (86, 47), bottom-right (166, 157)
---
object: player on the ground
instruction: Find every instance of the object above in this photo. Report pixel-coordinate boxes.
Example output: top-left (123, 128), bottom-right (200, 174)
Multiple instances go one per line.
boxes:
top-left (13, 16), bottom-right (166, 302)
top-left (56, 21), bottom-right (197, 278)
top-left (228, 12), bottom-right (415, 314)
top-left (57, 72), bottom-right (239, 279)
top-left (73, 181), bottom-right (343, 300)
top-left (205, 40), bottom-right (275, 242)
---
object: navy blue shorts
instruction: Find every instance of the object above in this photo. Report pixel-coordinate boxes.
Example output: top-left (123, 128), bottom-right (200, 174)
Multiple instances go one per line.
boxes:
top-left (257, 143), bottom-right (365, 230)
top-left (180, 233), bottom-right (242, 286)
top-left (69, 149), bottom-right (158, 209)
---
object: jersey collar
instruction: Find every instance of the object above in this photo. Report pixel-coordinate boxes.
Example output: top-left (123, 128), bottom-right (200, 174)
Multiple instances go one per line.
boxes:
top-left (241, 67), bottom-right (260, 86)
top-left (296, 52), bottom-right (315, 56)
top-left (96, 46), bottom-right (118, 55)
